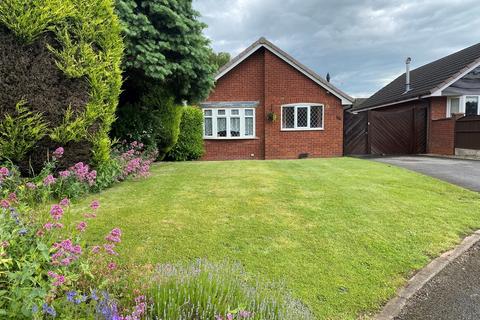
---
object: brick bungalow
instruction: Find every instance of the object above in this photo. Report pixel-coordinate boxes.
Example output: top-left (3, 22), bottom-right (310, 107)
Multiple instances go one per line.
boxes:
top-left (349, 42), bottom-right (480, 156)
top-left (200, 37), bottom-right (354, 160)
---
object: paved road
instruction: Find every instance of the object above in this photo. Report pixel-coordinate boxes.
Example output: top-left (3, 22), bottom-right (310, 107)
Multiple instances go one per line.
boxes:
top-left (371, 155), bottom-right (480, 319)
top-left (372, 156), bottom-right (480, 192)
top-left (395, 242), bottom-right (480, 320)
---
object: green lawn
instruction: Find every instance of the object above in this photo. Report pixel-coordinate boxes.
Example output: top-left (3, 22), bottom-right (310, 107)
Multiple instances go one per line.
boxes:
top-left (69, 158), bottom-right (480, 319)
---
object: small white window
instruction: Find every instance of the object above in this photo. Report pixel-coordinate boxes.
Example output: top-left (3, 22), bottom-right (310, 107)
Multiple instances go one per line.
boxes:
top-left (281, 104), bottom-right (324, 130)
top-left (449, 97), bottom-right (460, 115)
top-left (203, 108), bottom-right (256, 139)
top-left (204, 110), bottom-right (213, 136)
top-left (466, 96), bottom-right (479, 116)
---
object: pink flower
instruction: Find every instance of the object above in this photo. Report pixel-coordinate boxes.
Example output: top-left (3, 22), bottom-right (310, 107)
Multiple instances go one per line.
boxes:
top-left (90, 200), bottom-right (100, 211)
top-left (239, 311), bottom-right (253, 318)
top-left (59, 198), bottom-right (70, 207)
top-left (49, 205), bottom-right (64, 220)
top-left (53, 147), bottom-right (64, 158)
top-left (76, 221), bottom-right (87, 232)
top-left (107, 262), bottom-right (116, 270)
top-left (36, 229), bottom-right (45, 237)
top-left (91, 245), bottom-right (101, 254)
top-left (105, 235), bottom-right (121, 243)
top-left (26, 182), bottom-right (37, 189)
top-left (0, 167), bottom-right (9, 176)
top-left (47, 271), bottom-right (66, 286)
top-left (0, 167), bottom-right (9, 182)
top-left (87, 170), bottom-right (97, 186)
top-left (71, 162), bottom-right (90, 182)
top-left (43, 222), bottom-right (53, 230)
top-left (83, 212), bottom-right (97, 219)
top-left (61, 258), bottom-right (71, 266)
top-left (103, 244), bottom-right (117, 255)
top-left (0, 200), bottom-right (9, 209)
top-left (110, 228), bottom-right (121, 237)
top-left (50, 239), bottom-right (81, 266)
top-left (59, 170), bottom-right (71, 178)
top-left (43, 175), bottom-right (56, 186)
top-left (7, 193), bottom-right (17, 203)
top-left (105, 228), bottom-right (122, 243)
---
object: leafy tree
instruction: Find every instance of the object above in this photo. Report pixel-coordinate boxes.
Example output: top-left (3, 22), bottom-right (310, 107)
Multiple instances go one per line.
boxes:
top-left (209, 51), bottom-right (231, 71)
top-left (116, 0), bottom-right (215, 103)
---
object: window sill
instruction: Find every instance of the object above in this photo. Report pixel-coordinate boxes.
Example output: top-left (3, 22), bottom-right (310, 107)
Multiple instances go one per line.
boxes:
top-left (280, 128), bottom-right (324, 131)
top-left (203, 136), bottom-right (259, 140)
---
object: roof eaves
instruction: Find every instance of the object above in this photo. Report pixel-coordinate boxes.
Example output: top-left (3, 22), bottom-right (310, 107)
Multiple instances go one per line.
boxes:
top-left (429, 57), bottom-right (480, 95)
top-left (353, 94), bottom-right (430, 112)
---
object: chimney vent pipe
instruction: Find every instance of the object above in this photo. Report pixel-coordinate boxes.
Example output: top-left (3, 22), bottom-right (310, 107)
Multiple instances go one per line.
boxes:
top-left (405, 57), bottom-right (412, 92)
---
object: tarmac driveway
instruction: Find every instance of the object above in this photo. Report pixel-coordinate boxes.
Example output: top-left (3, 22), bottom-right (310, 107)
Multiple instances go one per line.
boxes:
top-left (372, 155), bottom-right (480, 192)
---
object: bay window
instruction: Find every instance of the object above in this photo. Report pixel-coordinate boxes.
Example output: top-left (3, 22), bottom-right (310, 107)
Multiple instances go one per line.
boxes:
top-left (203, 108), bottom-right (255, 139)
top-left (447, 96), bottom-right (480, 117)
top-left (281, 104), bottom-right (324, 130)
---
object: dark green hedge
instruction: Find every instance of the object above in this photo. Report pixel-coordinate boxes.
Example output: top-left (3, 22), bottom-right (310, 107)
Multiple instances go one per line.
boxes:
top-left (167, 106), bottom-right (204, 161)
top-left (111, 88), bottom-right (183, 160)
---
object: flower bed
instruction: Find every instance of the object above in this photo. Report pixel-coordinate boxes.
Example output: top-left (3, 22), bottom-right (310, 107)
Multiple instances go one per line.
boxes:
top-left (0, 143), bottom-right (312, 319)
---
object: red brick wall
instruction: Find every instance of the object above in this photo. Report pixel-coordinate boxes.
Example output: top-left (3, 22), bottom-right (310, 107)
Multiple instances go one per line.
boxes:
top-left (428, 118), bottom-right (455, 155)
top-left (428, 97), bottom-right (455, 155)
top-left (430, 97), bottom-right (448, 120)
top-left (202, 47), bottom-right (344, 160)
top-left (202, 49), bottom-right (265, 160)
top-left (263, 50), bottom-right (343, 159)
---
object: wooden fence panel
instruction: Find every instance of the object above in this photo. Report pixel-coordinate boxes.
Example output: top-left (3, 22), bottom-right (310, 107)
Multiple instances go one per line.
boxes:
top-left (455, 115), bottom-right (480, 150)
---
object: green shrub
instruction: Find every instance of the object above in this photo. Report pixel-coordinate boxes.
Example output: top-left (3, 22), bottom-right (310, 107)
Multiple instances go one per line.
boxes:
top-left (0, 0), bottom-right (75, 43)
top-left (147, 260), bottom-right (314, 320)
top-left (0, 101), bottom-right (49, 163)
top-left (110, 101), bottom-right (158, 151)
top-left (167, 106), bottom-right (205, 161)
top-left (0, 0), bottom-right (123, 170)
top-left (0, 173), bottom-right (52, 317)
top-left (153, 94), bottom-right (182, 160)
top-left (91, 158), bottom-right (121, 192)
top-left (112, 89), bottom-right (183, 160)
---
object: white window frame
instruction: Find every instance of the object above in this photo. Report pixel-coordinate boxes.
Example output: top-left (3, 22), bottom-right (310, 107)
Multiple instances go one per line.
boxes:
top-left (280, 103), bottom-right (324, 131)
top-left (203, 108), bottom-right (256, 139)
top-left (446, 95), bottom-right (480, 117)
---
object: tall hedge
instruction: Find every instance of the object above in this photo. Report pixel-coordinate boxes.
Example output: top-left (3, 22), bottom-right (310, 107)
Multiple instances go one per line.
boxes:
top-left (111, 88), bottom-right (183, 161)
top-left (0, 0), bottom-right (123, 173)
top-left (167, 107), bottom-right (204, 161)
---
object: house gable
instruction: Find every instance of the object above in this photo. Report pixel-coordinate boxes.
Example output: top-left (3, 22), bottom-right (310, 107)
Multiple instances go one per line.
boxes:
top-left (202, 38), bottom-right (346, 160)
top-left (216, 37), bottom-right (353, 105)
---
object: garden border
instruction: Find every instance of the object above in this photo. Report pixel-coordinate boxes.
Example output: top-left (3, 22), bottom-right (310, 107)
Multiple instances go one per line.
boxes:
top-left (375, 229), bottom-right (480, 320)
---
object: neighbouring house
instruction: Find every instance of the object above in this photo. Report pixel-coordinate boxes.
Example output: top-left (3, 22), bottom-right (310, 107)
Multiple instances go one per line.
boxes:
top-left (200, 37), bottom-right (354, 160)
top-left (346, 42), bottom-right (480, 156)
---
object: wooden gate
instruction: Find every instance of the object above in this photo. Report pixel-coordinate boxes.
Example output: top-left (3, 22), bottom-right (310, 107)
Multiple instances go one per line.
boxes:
top-left (343, 111), bottom-right (368, 155)
top-left (344, 103), bottom-right (427, 155)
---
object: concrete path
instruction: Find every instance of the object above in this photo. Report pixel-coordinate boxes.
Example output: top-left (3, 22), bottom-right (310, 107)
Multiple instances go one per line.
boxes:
top-left (395, 241), bottom-right (480, 320)
top-left (372, 155), bottom-right (480, 192)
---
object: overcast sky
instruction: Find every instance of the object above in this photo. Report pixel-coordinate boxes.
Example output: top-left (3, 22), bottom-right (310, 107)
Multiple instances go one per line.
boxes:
top-left (193, 0), bottom-right (480, 98)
